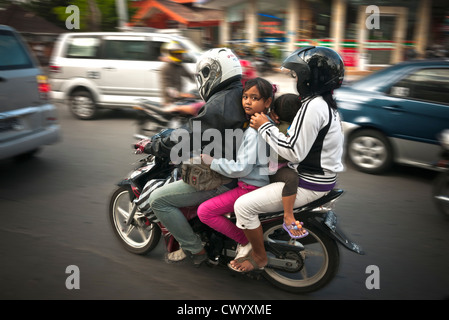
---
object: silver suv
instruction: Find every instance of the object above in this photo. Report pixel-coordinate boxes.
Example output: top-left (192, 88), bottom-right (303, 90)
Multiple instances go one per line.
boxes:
top-left (0, 25), bottom-right (60, 160)
top-left (49, 31), bottom-right (202, 120)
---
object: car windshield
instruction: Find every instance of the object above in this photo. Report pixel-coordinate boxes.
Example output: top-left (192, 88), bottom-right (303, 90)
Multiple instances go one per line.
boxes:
top-left (349, 66), bottom-right (402, 92)
top-left (0, 30), bottom-right (33, 70)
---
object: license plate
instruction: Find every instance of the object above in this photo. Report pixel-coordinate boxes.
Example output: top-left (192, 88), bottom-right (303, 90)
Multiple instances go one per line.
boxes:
top-left (324, 210), bottom-right (337, 231)
top-left (0, 117), bottom-right (21, 132)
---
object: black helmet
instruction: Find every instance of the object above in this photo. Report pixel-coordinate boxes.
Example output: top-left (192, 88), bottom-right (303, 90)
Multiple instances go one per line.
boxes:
top-left (282, 46), bottom-right (344, 99)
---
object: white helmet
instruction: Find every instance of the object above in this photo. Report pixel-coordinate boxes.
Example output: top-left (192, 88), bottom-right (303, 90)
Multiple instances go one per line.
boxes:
top-left (195, 48), bottom-right (242, 101)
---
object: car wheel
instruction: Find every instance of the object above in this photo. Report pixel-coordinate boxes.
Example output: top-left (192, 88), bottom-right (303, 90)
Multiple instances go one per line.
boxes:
top-left (347, 129), bottom-right (393, 174)
top-left (69, 90), bottom-right (97, 120)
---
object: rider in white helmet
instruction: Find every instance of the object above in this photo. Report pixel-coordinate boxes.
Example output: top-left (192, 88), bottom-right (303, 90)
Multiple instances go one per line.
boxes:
top-left (147, 48), bottom-right (248, 265)
top-left (148, 47), bottom-right (246, 158)
top-left (195, 47), bottom-right (243, 101)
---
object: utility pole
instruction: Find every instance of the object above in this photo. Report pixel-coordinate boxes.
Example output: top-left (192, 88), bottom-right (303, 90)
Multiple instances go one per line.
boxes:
top-left (115, 0), bottom-right (128, 29)
top-left (87, 0), bottom-right (101, 31)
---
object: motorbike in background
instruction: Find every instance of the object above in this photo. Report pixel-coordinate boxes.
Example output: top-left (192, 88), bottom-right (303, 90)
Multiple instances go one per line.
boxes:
top-left (240, 59), bottom-right (257, 86)
top-left (133, 60), bottom-right (257, 138)
top-left (433, 129), bottom-right (449, 218)
top-left (254, 47), bottom-right (273, 75)
top-left (133, 93), bottom-right (202, 140)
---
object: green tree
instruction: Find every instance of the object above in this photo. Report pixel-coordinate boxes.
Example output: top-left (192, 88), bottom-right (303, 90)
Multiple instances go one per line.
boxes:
top-left (51, 0), bottom-right (136, 31)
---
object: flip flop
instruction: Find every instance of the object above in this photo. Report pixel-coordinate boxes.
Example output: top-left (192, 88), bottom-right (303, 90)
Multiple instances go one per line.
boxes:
top-left (283, 221), bottom-right (309, 239)
top-left (227, 254), bottom-right (265, 273)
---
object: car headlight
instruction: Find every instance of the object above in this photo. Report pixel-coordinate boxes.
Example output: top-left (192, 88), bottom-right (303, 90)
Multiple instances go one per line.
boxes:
top-left (439, 129), bottom-right (449, 151)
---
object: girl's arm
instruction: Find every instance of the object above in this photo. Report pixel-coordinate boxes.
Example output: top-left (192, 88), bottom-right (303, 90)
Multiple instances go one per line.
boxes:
top-left (202, 129), bottom-right (259, 178)
top-left (255, 99), bottom-right (324, 163)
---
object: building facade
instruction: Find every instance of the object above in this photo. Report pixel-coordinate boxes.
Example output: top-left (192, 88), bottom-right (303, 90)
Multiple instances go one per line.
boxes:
top-left (200, 0), bottom-right (449, 70)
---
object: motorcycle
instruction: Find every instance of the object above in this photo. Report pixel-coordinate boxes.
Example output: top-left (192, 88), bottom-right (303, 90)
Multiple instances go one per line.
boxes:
top-left (254, 55), bottom-right (272, 75)
top-left (133, 92), bottom-right (202, 140)
top-left (254, 47), bottom-right (273, 75)
top-left (432, 129), bottom-right (449, 218)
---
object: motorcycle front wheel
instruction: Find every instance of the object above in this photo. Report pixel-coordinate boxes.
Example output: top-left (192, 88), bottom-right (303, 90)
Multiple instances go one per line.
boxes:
top-left (262, 220), bottom-right (340, 294)
top-left (433, 171), bottom-right (449, 219)
top-left (109, 186), bottom-right (161, 255)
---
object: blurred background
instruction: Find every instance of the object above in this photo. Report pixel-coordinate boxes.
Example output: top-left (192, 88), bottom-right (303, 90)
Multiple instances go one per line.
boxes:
top-left (1, 0), bottom-right (448, 72)
top-left (1, 0), bottom-right (449, 301)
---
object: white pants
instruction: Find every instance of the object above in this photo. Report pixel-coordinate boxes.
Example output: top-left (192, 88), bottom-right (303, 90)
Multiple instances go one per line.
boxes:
top-left (234, 182), bottom-right (329, 230)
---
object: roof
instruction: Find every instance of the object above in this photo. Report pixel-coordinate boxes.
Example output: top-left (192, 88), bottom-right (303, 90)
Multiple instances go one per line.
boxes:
top-left (0, 4), bottom-right (65, 34)
top-left (132, 0), bottom-right (222, 27)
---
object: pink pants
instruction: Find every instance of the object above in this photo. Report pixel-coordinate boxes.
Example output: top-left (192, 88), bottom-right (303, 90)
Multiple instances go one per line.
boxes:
top-left (197, 181), bottom-right (259, 245)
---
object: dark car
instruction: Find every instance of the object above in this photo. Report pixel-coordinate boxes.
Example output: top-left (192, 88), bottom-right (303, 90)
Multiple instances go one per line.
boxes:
top-left (335, 60), bottom-right (449, 174)
top-left (0, 25), bottom-right (60, 160)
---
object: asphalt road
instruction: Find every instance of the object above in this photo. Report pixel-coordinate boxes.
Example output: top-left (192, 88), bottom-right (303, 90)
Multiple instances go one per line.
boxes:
top-left (1, 73), bottom-right (448, 302)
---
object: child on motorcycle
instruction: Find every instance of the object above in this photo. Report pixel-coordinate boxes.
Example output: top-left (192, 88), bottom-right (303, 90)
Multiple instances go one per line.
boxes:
top-left (229, 46), bottom-right (345, 273)
top-left (268, 93), bottom-right (308, 238)
top-left (197, 77), bottom-right (275, 261)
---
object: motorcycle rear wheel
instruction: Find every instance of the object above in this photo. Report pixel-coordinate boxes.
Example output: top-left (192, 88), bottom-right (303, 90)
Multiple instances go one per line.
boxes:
top-left (109, 186), bottom-right (161, 255)
top-left (433, 171), bottom-right (449, 219)
top-left (262, 220), bottom-right (340, 294)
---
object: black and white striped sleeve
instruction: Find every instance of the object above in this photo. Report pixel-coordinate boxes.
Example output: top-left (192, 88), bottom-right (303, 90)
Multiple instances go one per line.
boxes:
top-left (258, 99), bottom-right (325, 164)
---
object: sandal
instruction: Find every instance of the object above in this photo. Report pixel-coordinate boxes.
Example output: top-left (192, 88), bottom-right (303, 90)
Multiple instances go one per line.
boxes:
top-left (283, 221), bottom-right (309, 239)
top-left (228, 254), bottom-right (265, 273)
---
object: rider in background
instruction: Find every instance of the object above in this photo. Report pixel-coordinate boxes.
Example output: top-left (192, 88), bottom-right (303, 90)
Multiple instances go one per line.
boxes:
top-left (160, 41), bottom-right (196, 106)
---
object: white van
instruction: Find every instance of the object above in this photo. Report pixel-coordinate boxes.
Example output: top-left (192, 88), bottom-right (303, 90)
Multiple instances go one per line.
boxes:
top-left (49, 31), bottom-right (202, 120)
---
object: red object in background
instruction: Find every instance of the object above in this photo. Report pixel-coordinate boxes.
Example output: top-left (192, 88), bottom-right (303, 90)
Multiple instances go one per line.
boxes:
top-left (240, 59), bottom-right (257, 86)
top-left (340, 48), bottom-right (358, 67)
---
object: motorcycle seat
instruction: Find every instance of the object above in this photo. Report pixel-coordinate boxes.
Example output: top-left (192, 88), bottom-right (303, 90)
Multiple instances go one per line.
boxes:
top-left (225, 189), bottom-right (344, 219)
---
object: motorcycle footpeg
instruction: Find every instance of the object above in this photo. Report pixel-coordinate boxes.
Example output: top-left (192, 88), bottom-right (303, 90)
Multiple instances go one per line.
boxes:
top-left (266, 255), bottom-right (302, 272)
top-left (264, 239), bottom-right (304, 272)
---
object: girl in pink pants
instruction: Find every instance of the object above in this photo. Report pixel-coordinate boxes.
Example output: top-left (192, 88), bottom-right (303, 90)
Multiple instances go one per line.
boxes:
top-left (197, 77), bottom-right (275, 260)
top-left (197, 181), bottom-right (259, 246)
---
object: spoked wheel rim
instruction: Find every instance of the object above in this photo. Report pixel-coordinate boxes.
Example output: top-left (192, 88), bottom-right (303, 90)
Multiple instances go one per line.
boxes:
top-left (263, 223), bottom-right (332, 290)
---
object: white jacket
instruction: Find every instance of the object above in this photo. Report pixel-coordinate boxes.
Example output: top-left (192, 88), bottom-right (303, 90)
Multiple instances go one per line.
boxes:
top-left (258, 96), bottom-right (344, 191)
